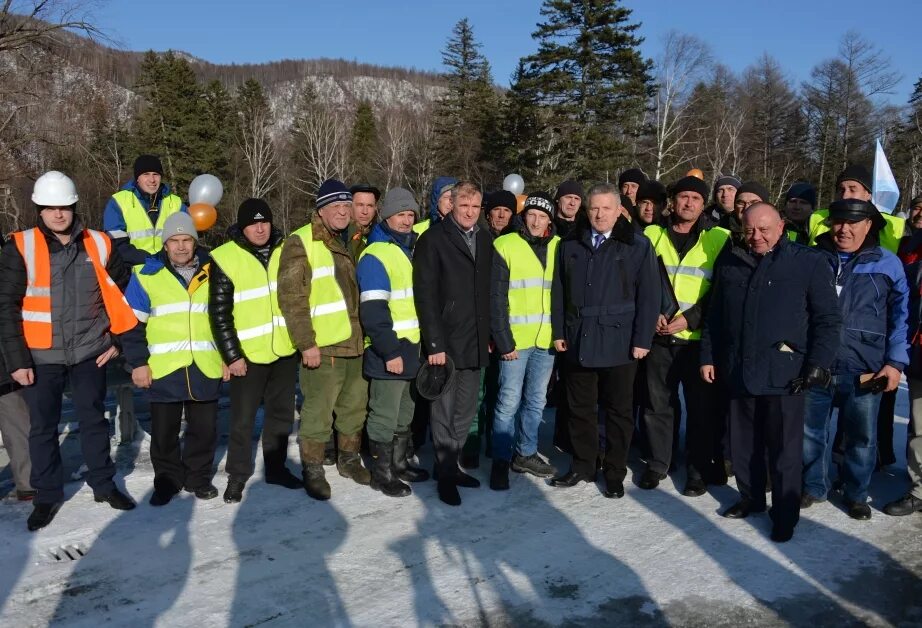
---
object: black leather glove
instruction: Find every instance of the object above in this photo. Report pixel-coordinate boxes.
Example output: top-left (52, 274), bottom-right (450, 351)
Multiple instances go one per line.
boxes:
top-left (789, 366), bottom-right (831, 394)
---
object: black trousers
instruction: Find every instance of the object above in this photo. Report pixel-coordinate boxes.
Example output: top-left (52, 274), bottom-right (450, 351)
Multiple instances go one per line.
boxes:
top-left (552, 355), bottom-right (573, 454)
top-left (225, 354), bottom-right (298, 480)
top-left (23, 358), bottom-right (115, 505)
top-left (566, 361), bottom-right (637, 481)
top-left (644, 342), bottom-right (720, 477)
top-left (430, 367), bottom-right (482, 478)
top-left (729, 394), bottom-right (804, 530)
top-left (150, 400), bottom-right (218, 491)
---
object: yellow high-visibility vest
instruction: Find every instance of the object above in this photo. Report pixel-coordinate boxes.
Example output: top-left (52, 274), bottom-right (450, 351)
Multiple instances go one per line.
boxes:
top-left (111, 190), bottom-right (183, 254)
top-left (289, 224), bottom-right (351, 348)
top-left (359, 241), bottom-right (420, 346)
top-left (808, 209), bottom-right (905, 253)
top-left (493, 232), bottom-right (559, 350)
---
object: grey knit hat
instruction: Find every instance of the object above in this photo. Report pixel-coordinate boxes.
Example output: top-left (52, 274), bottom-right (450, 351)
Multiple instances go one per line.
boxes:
top-left (162, 212), bottom-right (198, 243)
top-left (380, 187), bottom-right (420, 220)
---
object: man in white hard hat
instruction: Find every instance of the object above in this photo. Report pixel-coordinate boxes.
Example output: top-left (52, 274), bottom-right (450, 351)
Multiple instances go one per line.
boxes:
top-left (0, 171), bottom-right (138, 531)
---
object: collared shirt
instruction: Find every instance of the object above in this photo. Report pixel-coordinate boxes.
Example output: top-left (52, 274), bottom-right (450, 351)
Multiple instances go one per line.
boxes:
top-left (449, 213), bottom-right (479, 259)
top-left (590, 227), bottom-right (612, 249)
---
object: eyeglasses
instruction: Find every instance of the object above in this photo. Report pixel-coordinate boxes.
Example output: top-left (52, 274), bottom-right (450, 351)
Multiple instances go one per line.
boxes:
top-left (734, 198), bottom-right (759, 209)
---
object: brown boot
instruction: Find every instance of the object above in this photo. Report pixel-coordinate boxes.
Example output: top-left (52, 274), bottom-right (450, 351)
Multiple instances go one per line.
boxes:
top-left (299, 440), bottom-right (331, 500)
top-left (336, 432), bottom-right (371, 485)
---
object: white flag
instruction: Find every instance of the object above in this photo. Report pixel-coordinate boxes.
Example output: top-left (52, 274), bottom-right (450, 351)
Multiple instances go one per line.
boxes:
top-left (873, 139), bottom-right (900, 214)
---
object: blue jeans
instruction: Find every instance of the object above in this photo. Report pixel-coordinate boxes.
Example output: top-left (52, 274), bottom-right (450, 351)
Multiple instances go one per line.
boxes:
top-left (803, 374), bottom-right (881, 503)
top-left (491, 347), bottom-right (556, 461)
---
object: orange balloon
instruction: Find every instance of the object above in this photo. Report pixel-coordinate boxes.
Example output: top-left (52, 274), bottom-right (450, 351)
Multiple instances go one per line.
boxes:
top-left (686, 168), bottom-right (705, 180)
top-left (189, 202), bottom-right (217, 231)
top-left (516, 194), bottom-right (527, 213)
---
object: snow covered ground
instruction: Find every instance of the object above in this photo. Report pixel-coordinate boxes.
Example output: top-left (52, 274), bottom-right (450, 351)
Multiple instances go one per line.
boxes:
top-left (1, 385), bottom-right (921, 627)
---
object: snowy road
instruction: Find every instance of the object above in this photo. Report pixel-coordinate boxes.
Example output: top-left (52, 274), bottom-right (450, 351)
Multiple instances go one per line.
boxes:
top-left (1, 397), bottom-right (921, 627)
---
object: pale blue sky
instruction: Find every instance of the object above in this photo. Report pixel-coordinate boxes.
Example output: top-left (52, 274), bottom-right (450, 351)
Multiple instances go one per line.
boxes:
top-left (92, 0), bottom-right (920, 104)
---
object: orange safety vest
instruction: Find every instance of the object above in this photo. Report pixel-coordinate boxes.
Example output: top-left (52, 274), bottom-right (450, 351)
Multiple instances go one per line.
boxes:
top-left (12, 228), bottom-right (137, 348)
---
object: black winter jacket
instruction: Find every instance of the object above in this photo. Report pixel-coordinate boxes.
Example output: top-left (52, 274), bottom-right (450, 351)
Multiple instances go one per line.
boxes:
top-left (0, 217), bottom-right (131, 372)
top-left (413, 215), bottom-right (492, 369)
top-left (551, 216), bottom-right (660, 368)
top-left (491, 224), bottom-right (557, 355)
top-left (208, 224), bottom-right (286, 365)
top-left (700, 236), bottom-right (841, 397)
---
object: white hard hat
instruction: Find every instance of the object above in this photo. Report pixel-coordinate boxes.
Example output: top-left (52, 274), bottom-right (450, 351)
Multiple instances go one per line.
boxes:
top-left (32, 171), bottom-right (79, 207)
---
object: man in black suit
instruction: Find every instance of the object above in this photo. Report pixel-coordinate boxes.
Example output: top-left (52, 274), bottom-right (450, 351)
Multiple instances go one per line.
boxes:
top-left (414, 181), bottom-right (492, 506)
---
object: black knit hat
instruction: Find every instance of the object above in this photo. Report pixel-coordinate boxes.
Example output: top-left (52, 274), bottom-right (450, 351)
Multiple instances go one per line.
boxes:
top-left (836, 164), bottom-right (873, 193)
top-left (618, 168), bottom-right (647, 187)
top-left (316, 178), bottom-right (352, 210)
top-left (134, 154), bottom-right (163, 180)
top-left (522, 192), bottom-right (555, 220)
top-left (349, 183), bottom-right (381, 201)
top-left (785, 182), bottom-right (817, 209)
top-left (485, 190), bottom-right (517, 213)
top-left (237, 198), bottom-right (272, 229)
top-left (636, 180), bottom-right (668, 207)
top-left (554, 179), bottom-right (584, 201)
top-left (670, 176), bottom-right (709, 201)
top-left (737, 181), bottom-right (770, 202)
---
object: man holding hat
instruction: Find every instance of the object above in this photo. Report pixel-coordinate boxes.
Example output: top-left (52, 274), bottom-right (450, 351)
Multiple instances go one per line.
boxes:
top-left (350, 183), bottom-right (381, 239)
top-left (356, 187), bottom-right (429, 497)
top-left (209, 198), bottom-right (301, 503)
top-left (414, 181), bottom-right (492, 506)
top-left (279, 178), bottom-right (369, 500)
top-left (783, 182), bottom-right (817, 244)
top-left (802, 198), bottom-right (909, 520)
top-left (121, 212), bottom-right (228, 506)
top-left (641, 175), bottom-right (729, 495)
top-left (707, 174), bottom-right (742, 222)
top-left (488, 192), bottom-right (560, 490)
top-left (104, 154), bottom-right (187, 265)
top-left (0, 171), bottom-right (137, 531)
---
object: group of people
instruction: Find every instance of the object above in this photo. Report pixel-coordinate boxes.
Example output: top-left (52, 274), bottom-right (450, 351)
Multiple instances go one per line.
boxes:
top-left (1, 153), bottom-right (921, 545)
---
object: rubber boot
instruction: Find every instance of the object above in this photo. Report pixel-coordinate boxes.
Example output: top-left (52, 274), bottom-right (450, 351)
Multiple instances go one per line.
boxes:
top-left (370, 440), bottom-right (411, 497)
top-left (393, 431), bottom-right (429, 482)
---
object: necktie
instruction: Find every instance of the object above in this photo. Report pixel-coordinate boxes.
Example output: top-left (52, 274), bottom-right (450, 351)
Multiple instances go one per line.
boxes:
top-left (593, 234), bottom-right (605, 250)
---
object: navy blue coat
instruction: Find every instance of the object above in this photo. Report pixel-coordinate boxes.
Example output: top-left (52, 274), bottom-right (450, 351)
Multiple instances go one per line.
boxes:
top-left (815, 232), bottom-right (909, 375)
top-left (551, 216), bottom-right (660, 368)
top-left (700, 236), bottom-right (841, 397)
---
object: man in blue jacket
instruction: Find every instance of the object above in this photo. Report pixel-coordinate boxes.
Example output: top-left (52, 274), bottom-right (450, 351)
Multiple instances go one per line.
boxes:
top-left (549, 183), bottom-right (660, 498)
top-left (802, 199), bottom-right (909, 520)
top-left (701, 202), bottom-right (841, 543)
top-left (357, 187), bottom-right (428, 498)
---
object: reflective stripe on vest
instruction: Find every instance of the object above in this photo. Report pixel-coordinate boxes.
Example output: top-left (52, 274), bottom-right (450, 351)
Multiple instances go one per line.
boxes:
top-left (644, 224), bottom-right (729, 341)
top-left (112, 190), bottom-right (183, 254)
top-left (359, 241), bottom-right (420, 346)
top-left (493, 233), bottom-right (558, 350)
top-left (136, 265), bottom-right (222, 380)
top-left (209, 241), bottom-right (295, 364)
top-left (290, 224), bottom-right (351, 348)
top-left (12, 228), bottom-right (137, 349)
top-left (808, 209), bottom-right (906, 253)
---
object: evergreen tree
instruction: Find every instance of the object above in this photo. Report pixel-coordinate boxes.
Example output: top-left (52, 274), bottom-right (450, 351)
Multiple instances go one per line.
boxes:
top-left (348, 101), bottom-right (379, 183)
top-left (199, 79), bottom-right (234, 183)
top-left (432, 18), bottom-right (500, 183)
top-left (522, 0), bottom-right (654, 182)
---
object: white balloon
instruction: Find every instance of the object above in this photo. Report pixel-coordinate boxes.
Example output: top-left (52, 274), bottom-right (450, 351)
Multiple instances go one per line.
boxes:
top-left (188, 174), bottom-right (224, 206)
top-left (502, 174), bottom-right (525, 196)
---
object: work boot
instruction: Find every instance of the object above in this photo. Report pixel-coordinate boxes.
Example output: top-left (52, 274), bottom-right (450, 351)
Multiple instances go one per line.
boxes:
top-left (94, 488), bottom-right (136, 511)
top-left (846, 500), bottom-right (872, 520)
top-left (370, 440), bottom-right (411, 498)
top-left (300, 440), bottom-right (332, 500)
top-left (393, 431), bottom-right (429, 482)
top-left (188, 484), bottom-right (219, 500)
top-left (150, 478), bottom-right (180, 507)
top-left (27, 502), bottom-right (61, 532)
top-left (511, 453), bottom-right (556, 478)
top-left (223, 477), bottom-right (246, 503)
top-left (337, 432), bottom-right (371, 485)
top-left (490, 459), bottom-right (510, 491)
